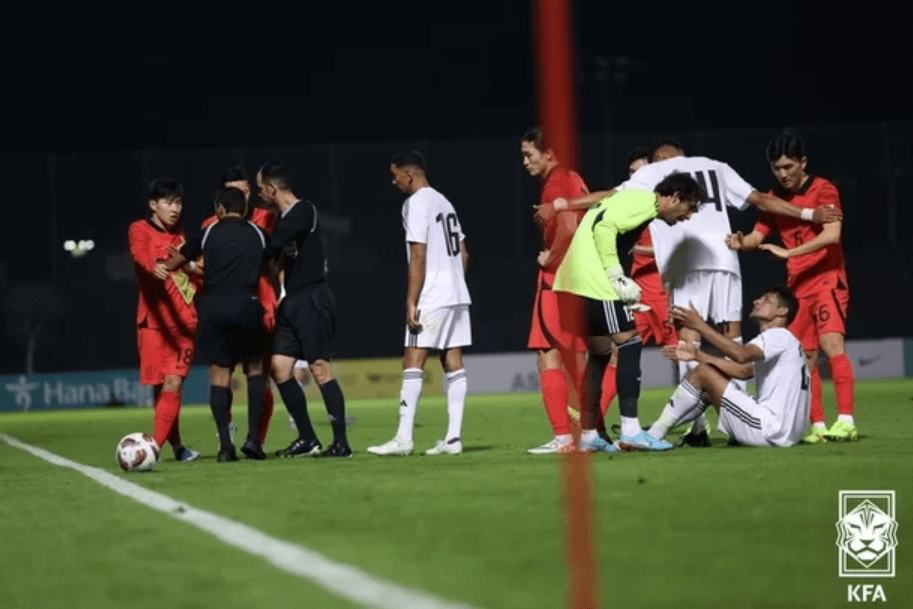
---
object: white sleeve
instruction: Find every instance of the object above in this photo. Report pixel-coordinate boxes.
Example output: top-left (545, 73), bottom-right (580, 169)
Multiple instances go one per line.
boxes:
top-left (720, 163), bottom-right (755, 211)
top-left (402, 196), bottom-right (429, 244)
top-left (615, 163), bottom-right (661, 192)
top-left (749, 329), bottom-right (789, 361)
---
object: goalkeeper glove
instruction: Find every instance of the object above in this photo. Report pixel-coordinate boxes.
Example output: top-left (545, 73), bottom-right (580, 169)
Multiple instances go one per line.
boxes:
top-left (606, 264), bottom-right (642, 304)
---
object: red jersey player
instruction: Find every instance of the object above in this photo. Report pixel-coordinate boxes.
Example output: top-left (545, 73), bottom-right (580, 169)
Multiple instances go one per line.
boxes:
top-left (521, 127), bottom-right (609, 454)
top-left (200, 166), bottom-right (278, 446)
top-left (128, 177), bottom-right (201, 462)
top-left (727, 129), bottom-right (855, 442)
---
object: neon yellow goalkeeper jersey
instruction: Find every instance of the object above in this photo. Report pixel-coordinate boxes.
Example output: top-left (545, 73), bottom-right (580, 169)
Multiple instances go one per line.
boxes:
top-left (553, 190), bottom-right (659, 301)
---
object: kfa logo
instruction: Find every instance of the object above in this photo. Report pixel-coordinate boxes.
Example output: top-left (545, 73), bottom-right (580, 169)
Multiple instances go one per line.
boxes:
top-left (846, 584), bottom-right (886, 602)
top-left (837, 490), bottom-right (897, 578)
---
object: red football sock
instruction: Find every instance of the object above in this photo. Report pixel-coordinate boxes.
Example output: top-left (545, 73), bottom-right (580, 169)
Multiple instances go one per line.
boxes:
top-left (257, 386), bottom-right (275, 444)
top-left (153, 390), bottom-right (182, 448)
top-left (540, 368), bottom-right (571, 436)
top-left (600, 364), bottom-right (617, 416)
top-left (809, 365), bottom-right (824, 424)
top-left (829, 354), bottom-right (855, 416)
top-left (168, 418), bottom-right (182, 447)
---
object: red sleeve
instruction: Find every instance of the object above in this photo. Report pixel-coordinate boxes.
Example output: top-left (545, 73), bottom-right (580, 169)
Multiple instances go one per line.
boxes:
top-left (251, 208), bottom-right (276, 233)
top-left (201, 215), bottom-right (217, 229)
top-left (815, 181), bottom-right (841, 211)
top-left (636, 228), bottom-right (652, 246)
top-left (544, 211), bottom-right (578, 272)
top-left (753, 212), bottom-right (776, 236)
top-left (128, 222), bottom-right (158, 273)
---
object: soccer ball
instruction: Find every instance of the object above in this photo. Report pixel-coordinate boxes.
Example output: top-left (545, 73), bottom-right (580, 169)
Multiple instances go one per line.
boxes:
top-left (115, 432), bottom-right (160, 472)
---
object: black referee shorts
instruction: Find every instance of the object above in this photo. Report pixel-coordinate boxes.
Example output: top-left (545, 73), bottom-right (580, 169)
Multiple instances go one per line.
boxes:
top-left (197, 294), bottom-right (264, 367)
top-left (273, 282), bottom-right (336, 363)
top-left (585, 297), bottom-right (636, 336)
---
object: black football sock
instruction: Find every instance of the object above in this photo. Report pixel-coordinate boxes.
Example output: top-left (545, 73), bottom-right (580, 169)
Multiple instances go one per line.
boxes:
top-left (246, 374), bottom-right (265, 444)
top-left (319, 379), bottom-right (348, 446)
top-left (616, 335), bottom-right (644, 419)
top-left (586, 351), bottom-right (612, 431)
top-left (276, 378), bottom-right (317, 441)
top-left (210, 386), bottom-right (233, 450)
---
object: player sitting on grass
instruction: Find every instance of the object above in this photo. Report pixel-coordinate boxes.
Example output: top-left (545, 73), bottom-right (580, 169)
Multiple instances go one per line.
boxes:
top-left (647, 287), bottom-right (810, 448)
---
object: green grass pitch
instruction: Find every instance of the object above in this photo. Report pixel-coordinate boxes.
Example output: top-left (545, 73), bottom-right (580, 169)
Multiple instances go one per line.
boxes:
top-left (1, 379), bottom-right (911, 608)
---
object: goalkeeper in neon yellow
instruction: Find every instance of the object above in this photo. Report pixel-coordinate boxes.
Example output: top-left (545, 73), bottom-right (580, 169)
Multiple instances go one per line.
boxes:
top-left (553, 172), bottom-right (704, 452)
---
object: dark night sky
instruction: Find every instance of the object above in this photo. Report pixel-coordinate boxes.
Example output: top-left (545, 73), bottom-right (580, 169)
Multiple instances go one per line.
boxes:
top-left (4, 2), bottom-right (908, 152)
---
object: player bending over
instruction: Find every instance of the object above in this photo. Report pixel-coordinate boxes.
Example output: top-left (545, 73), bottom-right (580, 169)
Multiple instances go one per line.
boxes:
top-left (128, 177), bottom-right (201, 463)
top-left (647, 287), bottom-right (810, 448)
top-left (368, 150), bottom-right (472, 456)
top-left (553, 172), bottom-right (703, 452)
top-left (727, 130), bottom-right (855, 442)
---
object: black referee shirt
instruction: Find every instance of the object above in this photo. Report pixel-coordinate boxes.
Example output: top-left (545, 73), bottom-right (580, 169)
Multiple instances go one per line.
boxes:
top-left (270, 200), bottom-right (328, 294)
top-left (182, 216), bottom-right (270, 296)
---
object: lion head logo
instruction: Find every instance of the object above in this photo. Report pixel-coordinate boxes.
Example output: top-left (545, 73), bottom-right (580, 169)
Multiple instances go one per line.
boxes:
top-left (836, 500), bottom-right (898, 568)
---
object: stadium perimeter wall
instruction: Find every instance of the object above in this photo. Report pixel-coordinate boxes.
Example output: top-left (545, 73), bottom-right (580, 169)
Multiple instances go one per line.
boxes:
top-left (1, 339), bottom-right (908, 412)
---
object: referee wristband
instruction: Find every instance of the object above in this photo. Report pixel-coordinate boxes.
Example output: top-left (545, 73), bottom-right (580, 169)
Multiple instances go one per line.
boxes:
top-left (800, 208), bottom-right (814, 221)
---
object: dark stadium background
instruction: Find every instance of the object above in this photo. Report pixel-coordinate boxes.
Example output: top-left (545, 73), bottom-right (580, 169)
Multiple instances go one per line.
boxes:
top-left (2, 3), bottom-right (910, 375)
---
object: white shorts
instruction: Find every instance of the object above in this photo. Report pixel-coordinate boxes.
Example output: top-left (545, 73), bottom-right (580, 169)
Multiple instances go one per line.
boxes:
top-left (670, 270), bottom-right (741, 324)
top-left (294, 360), bottom-right (309, 370)
top-left (405, 305), bottom-right (472, 350)
top-left (718, 383), bottom-right (774, 447)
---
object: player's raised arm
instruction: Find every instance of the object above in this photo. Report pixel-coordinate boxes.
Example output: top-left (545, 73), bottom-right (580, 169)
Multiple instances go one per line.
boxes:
top-left (662, 340), bottom-right (754, 379)
top-left (747, 190), bottom-right (841, 223)
top-left (760, 221), bottom-right (842, 260)
top-left (670, 303), bottom-right (763, 364)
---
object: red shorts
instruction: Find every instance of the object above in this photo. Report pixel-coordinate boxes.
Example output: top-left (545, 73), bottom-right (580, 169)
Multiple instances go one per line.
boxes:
top-left (137, 325), bottom-right (196, 385)
top-left (634, 295), bottom-right (678, 346)
top-left (528, 287), bottom-right (587, 353)
top-left (789, 285), bottom-right (849, 351)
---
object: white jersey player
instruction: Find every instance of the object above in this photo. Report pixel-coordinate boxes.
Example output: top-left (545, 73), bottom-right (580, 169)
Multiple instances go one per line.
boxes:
top-left (368, 150), bottom-right (472, 457)
top-left (647, 287), bottom-right (810, 447)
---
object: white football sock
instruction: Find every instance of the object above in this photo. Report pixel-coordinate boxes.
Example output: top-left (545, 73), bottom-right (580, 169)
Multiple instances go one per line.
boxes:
top-left (581, 429), bottom-right (598, 443)
top-left (837, 414), bottom-right (855, 425)
top-left (395, 368), bottom-right (424, 442)
top-left (620, 416), bottom-right (642, 438)
top-left (813, 421), bottom-right (827, 430)
top-left (556, 433), bottom-right (572, 444)
top-left (648, 380), bottom-right (706, 440)
top-left (445, 369), bottom-right (467, 441)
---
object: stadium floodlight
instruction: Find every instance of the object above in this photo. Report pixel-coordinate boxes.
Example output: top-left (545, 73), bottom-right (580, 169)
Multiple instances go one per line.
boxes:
top-left (86, 240), bottom-right (95, 250)
top-left (64, 240), bottom-right (76, 252)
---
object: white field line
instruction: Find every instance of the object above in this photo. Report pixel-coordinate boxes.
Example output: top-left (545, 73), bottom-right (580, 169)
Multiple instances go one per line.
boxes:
top-left (0, 432), bottom-right (480, 609)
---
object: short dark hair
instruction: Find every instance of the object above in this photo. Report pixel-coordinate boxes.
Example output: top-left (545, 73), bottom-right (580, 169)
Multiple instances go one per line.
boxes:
top-left (626, 146), bottom-right (651, 168)
top-left (148, 177), bottom-right (183, 201)
top-left (650, 137), bottom-right (684, 161)
top-left (654, 171), bottom-right (705, 207)
top-left (764, 285), bottom-right (799, 325)
top-left (521, 126), bottom-right (545, 152)
top-left (214, 186), bottom-right (248, 215)
top-left (258, 161), bottom-right (291, 190)
top-left (390, 150), bottom-right (426, 171)
top-left (766, 129), bottom-right (806, 163)
top-left (220, 165), bottom-right (249, 187)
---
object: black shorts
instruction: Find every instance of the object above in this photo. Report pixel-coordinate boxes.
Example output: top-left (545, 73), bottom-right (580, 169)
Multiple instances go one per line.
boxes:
top-left (273, 283), bottom-right (336, 363)
top-left (196, 294), bottom-right (264, 367)
top-left (585, 297), bottom-right (636, 336)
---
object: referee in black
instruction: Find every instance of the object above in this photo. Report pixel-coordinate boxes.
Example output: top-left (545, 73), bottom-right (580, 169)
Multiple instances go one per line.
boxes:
top-left (256, 161), bottom-right (352, 458)
top-left (166, 186), bottom-right (271, 462)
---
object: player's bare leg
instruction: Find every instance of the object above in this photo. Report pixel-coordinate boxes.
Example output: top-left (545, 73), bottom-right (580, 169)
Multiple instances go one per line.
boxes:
top-left (238, 357), bottom-right (268, 460)
top-left (309, 359), bottom-right (352, 457)
top-left (209, 364), bottom-right (239, 462)
top-left (819, 332), bottom-right (857, 441)
top-left (271, 353), bottom-right (321, 457)
top-left (368, 347), bottom-right (430, 456)
top-left (426, 348), bottom-right (466, 455)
